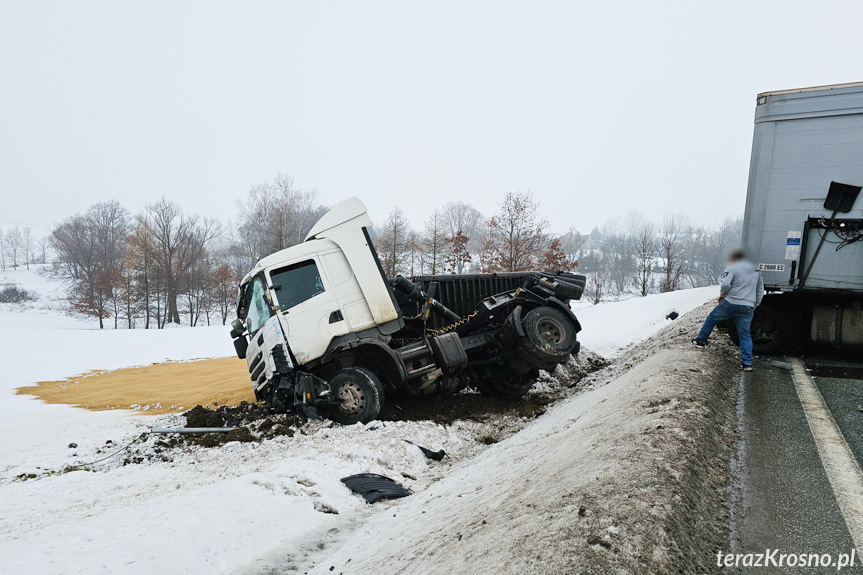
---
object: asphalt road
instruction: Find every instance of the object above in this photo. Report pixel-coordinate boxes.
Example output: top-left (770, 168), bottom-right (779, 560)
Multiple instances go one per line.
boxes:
top-left (730, 354), bottom-right (863, 574)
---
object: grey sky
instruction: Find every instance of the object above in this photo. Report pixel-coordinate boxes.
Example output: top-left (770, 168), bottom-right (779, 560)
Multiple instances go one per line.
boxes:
top-left (2, 1), bottom-right (862, 234)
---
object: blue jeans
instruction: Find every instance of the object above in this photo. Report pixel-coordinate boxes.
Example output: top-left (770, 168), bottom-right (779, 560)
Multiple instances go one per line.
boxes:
top-left (696, 300), bottom-right (754, 365)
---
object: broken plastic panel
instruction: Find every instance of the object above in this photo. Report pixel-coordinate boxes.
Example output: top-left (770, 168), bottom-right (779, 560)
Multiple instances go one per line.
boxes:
top-left (340, 473), bottom-right (411, 503)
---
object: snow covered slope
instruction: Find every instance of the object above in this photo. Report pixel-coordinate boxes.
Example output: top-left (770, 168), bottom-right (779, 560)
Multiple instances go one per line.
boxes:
top-left (306, 304), bottom-right (738, 575)
top-left (572, 286), bottom-right (717, 358)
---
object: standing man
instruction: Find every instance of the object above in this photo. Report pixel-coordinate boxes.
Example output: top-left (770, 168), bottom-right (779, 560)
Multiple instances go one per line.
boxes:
top-left (692, 249), bottom-right (764, 371)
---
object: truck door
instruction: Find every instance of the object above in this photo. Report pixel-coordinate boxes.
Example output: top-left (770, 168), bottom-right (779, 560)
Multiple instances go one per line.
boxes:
top-left (268, 258), bottom-right (347, 365)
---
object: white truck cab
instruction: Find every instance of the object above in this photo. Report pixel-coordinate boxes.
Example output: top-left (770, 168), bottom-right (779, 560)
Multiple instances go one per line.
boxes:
top-left (231, 197), bottom-right (585, 424)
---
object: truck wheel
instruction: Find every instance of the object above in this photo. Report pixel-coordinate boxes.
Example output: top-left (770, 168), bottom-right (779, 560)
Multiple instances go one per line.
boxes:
top-left (553, 279), bottom-right (584, 301)
top-left (727, 299), bottom-right (800, 355)
top-left (553, 272), bottom-right (586, 287)
top-left (328, 367), bottom-right (385, 425)
top-left (477, 369), bottom-right (539, 400)
top-left (518, 306), bottom-right (577, 368)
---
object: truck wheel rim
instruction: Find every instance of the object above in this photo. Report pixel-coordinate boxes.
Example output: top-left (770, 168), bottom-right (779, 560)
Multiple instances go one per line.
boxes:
top-left (537, 318), bottom-right (564, 345)
top-left (337, 382), bottom-right (365, 415)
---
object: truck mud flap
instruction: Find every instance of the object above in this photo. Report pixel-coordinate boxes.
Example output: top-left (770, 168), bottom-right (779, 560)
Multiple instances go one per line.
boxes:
top-left (501, 305), bottom-right (525, 349)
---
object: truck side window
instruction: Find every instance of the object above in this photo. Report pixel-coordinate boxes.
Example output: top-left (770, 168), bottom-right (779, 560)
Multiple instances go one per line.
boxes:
top-left (245, 275), bottom-right (273, 335)
top-left (270, 260), bottom-right (325, 311)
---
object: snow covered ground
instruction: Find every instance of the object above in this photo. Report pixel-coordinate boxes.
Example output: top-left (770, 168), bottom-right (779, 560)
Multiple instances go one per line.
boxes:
top-left (570, 286), bottom-right (717, 358)
top-left (1, 266), bottom-right (237, 474)
top-left (0, 268), bottom-right (717, 575)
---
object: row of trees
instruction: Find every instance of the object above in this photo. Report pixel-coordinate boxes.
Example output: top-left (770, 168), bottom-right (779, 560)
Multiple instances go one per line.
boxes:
top-left (0, 226), bottom-right (49, 271)
top-left (10, 172), bottom-right (742, 327)
top-left (50, 200), bottom-right (230, 329)
top-left (373, 193), bottom-right (742, 304)
top-left (42, 174), bottom-right (330, 329)
top-left (375, 192), bottom-right (575, 277)
top-left (578, 213), bottom-right (743, 303)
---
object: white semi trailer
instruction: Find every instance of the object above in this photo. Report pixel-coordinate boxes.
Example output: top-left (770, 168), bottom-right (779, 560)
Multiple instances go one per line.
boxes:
top-left (229, 197), bottom-right (586, 424)
top-left (740, 82), bottom-right (863, 352)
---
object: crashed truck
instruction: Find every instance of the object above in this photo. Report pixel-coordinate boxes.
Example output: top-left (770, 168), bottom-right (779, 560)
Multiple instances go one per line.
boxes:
top-left (229, 197), bottom-right (585, 424)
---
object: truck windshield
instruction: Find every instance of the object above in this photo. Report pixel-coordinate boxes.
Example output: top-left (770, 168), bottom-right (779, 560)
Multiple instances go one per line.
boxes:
top-left (270, 260), bottom-right (325, 311)
top-left (244, 275), bottom-right (273, 335)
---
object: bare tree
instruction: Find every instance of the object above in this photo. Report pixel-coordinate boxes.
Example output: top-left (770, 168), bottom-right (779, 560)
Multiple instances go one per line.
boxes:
top-left (598, 220), bottom-right (635, 294)
top-left (481, 191), bottom-right (548, 272)
top-left (633, 219), bottom-right (657, 297)
top-left (658, 214), bottom-right (688, 292)
top-left (211, 264), bottom-right (237, 325)
top-left (36, 236), bottom-right (50, 264)
top-left (376, 207), bottom-right (412, 277)
top-left (5, 227), bottom-right (22, 269)
top-left (141, 199), bottom-right (219, 326)
top-left (51, 202), bottom-right (130, 328)
top-left (585, 253), bottom-right (612, 304)
top-left (441, 202), bottom-right (484, 252)
top-left (421, 210), bottom-right (448, 275)
top-left (23, 227), bottom-right (32, 270)
top-left (234, 173), bottom-right (325, 269)
top-left (407, 230), bottom-right (423, 276)
top-left (184, 260), bottom-right (212, 327)
top-left (686, 217), bottom-right (742, 287)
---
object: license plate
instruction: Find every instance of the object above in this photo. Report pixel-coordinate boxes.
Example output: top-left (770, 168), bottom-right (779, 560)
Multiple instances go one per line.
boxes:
top-left (758, 263), bottom-right (785, 272)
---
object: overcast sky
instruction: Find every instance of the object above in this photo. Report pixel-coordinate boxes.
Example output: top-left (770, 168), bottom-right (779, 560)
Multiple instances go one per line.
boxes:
top-left (2, 1), bottom-right (862, 235)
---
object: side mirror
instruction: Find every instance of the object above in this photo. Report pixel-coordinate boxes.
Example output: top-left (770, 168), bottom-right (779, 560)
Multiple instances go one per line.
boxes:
top-left (231, 319), bottom-right (246, 335)
top-left (234, 336), bottom-right (248, 360)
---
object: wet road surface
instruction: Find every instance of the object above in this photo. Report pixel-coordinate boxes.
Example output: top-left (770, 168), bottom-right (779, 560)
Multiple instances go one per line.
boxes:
top-left (730, 355), bottom-right (863, 574)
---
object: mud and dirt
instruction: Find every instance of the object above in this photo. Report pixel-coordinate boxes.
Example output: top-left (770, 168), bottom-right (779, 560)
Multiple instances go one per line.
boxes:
top-left (382, 392), bottom-right (555, 424)
top-left (17, 357), bottom-right (253, 414)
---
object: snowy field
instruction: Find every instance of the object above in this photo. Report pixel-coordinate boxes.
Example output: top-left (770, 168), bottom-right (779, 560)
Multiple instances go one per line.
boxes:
top-left (0, 267), bottom-right (716, 575)
top-left (570, 286), bottom-right (718, 358)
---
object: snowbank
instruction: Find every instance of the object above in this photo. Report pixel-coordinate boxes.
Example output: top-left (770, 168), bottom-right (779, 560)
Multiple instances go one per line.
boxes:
top-left (572, 285), bottom-right (717, 358)
top-left (306, 304), bottom-right (739, 575)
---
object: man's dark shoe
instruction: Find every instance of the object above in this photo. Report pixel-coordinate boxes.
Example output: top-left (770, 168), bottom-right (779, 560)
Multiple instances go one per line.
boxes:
top-left (691, 339), bottom-right (707, 348)
top-left (741, 364), bottom-right (753, 372)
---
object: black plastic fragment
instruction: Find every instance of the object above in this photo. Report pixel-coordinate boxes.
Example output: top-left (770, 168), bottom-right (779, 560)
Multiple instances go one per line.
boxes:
top-left (666, 311), bottom-right (679, 321)
top-left (294, 403), bottom-right (321, 422)
top-left (341, 473), bottom-right (411, 503)
top-left (405, 440), bottom-right (447, 461)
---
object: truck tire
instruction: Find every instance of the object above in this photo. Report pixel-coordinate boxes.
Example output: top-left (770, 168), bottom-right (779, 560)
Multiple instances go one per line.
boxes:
top-left (477, 368), bottom-right (539, 400)
top-left (553, 279), bottom-right (584, 301)
top-left (728, 300), bottom-right (801, 355)
top-left (518, 306), bottom-right (578, 367)
top-left (328, 367), bottom-right (385, 425)
top-left (553, 272), bottom-right (586, 287)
